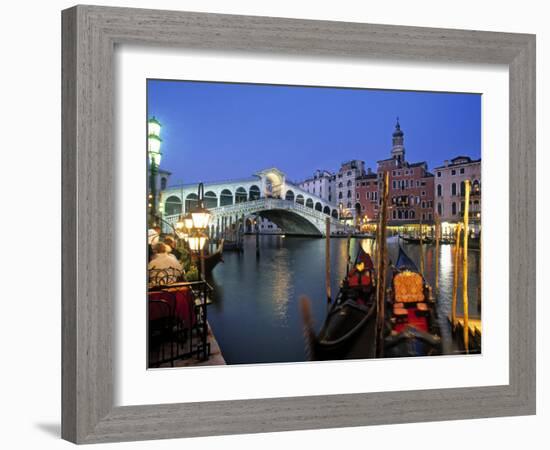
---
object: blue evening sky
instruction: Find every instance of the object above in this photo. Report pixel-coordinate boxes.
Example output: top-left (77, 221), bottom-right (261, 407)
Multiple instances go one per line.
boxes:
top-left (147, 79), bottom-right (481, 185)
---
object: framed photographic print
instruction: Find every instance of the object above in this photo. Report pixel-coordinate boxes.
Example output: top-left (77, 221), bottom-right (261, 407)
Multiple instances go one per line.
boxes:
top-left (62, 5), bottom-right (536, 444)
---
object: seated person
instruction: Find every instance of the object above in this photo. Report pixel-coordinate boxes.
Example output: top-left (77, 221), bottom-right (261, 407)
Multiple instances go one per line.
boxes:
top-left (148, 243), bottom-right (183, 286)
top-left (147, 226), bottom-right (161, 261)
top-left (163, 236), bottom-right (182, 261)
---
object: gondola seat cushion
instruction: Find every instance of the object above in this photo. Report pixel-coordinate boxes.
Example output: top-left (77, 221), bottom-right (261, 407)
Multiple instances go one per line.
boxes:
top-left (394, 271), bottom-right (424, 303)
top-left (393, 306), bottom-right (408, 323)
top-left (415, 302), bottom-right (429, 317)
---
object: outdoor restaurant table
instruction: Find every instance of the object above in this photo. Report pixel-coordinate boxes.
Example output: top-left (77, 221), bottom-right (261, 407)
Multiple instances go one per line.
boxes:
top-left (148, 286), bottom-right (196, 328)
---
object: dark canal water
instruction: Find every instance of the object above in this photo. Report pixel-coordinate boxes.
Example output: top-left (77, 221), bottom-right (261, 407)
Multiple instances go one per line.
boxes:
top-left (206, 235), bottom-right (481, 365)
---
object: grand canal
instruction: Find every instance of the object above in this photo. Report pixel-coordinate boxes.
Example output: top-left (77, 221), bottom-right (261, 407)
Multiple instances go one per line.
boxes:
top-left (206, 235), bottom-right (481, 365)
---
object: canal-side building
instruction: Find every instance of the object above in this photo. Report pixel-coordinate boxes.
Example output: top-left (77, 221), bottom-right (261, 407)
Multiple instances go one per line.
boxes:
top-left (376, 120), bottom-right (435, 225)
top-left (433, 156), bottom-right (481, 227)
top-left (335, 159), bottom-right (366, 221)
top-left (355, 169), bottom-right (379, 222)
top-left (298, 169), bottom-right (336, 205)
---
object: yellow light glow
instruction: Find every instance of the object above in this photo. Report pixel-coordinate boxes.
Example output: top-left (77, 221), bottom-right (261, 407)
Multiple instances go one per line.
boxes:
top-left (148, 135), bottom-right (161, 155)
top-left (188, 234), bottom-right (207, 252)
top-left (148, 121), bottom-right (161, 137)
top-left (191, 209), bottom-right (211, 230)
top-left (184, 215), bottom-right (194, 230)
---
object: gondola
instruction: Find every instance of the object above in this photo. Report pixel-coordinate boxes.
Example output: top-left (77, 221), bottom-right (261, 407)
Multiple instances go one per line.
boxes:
top-left (223, 239), bottom-right (243, 252)
top-left (399, 235), bottom-right (433, 245)
top-left (302, 247), bottom-right (378, 361)
top-left (439, 237), bottom-right (455, 245)
top-left (468, 236), bottom-right (480, 250)
top-left (384, 246), bottom-right (442, 357)
top-left (352, 232), bottom-right (376, 239)
top-left (203, 239), bottom-right (224, 274)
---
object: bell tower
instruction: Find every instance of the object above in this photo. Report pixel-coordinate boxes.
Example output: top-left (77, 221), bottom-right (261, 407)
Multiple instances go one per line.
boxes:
top-left (391, 117), bottom-right (405, 164)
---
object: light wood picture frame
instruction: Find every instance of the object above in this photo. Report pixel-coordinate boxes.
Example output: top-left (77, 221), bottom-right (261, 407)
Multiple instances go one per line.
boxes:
top-left (61, 5), bottom-right (536, 444)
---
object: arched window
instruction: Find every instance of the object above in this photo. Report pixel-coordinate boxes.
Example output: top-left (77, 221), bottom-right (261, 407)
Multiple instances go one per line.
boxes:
top-left (285, 190), bottom-right (295, 202)
top-left (306, 198), bottom-right (314, 208)
top-left (451, 183), bottom-right (457, 196)
top-left (204, 191), bottom-right (217, 209)
top-left (346, 202), bottom-right (352, 209)
top-left (338, 192), bottom-right (343, 199)
top-left (355, 203), bottom-right (362, 213)
top-left (347, 190), bottom-right (351, 198)
top-left (160, 177), bottom-right (167, 190)
top-left (331, 209), bottom-right (338, 219)
top-left (235, 187), bottom-right (247, 203)
top-left (472, 179), bottom-right (481, 193)
top-left (452, 202), bottom-right (457, 215)
top-left (392, 210), bottom-right (397, 219)
top-left (338, 182), bottom-right (343, 188)
top-left (437, 184), bottom-right (442, 197)
top-left (249, 185), bottom-right (261, 201)
top-left (460, 181), bottom-right (466, 196)
top-left (220, 189), bottom-right (233, 206)
top-left (347, 180), bottom-right (352, 187)
top-left (315, 202), bottom-right (323, 212)
top-left (185, 193), bottom-right (198, 212)
top-left (410, 210), bottom-right (415, 219)
top-left (296, 194), bottom-right (305, 205)
top-left (323, 206), bottom-right (331, 215)
top-left (437, 203), bottom-right (442, 215)
top-left (164, 195), bottom-right (182, 216)
top-left (404, 210), bottom-right (409, 219)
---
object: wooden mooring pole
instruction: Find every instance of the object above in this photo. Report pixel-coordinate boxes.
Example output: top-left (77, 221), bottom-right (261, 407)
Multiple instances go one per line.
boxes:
top-left (462, 180), bottom-right (471, 353)
top-left (452, 223), bottom-right (463, 328)
top-left (419, 218), bottom-right (425, 277)
top-left (325, 217), bottom-right (332, 305)
top-left (345, 230), bottom-right (351, 277)
top-left (375, 172), bottom-right (389, 358)
top-left (255, 217), bottom-right (260, 259)
top-left (435, 214), bottom-right (440, 294)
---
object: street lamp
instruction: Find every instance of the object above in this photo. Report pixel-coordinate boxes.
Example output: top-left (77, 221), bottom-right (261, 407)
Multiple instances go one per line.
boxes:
top-left (187, 231), bottom-right (208, 253)
top-left (191, 183), bottom-right (212, 231)
top-left (187, 183), bottom-right (211, 280)
top-left (148, 116), bottom-right (162, 227)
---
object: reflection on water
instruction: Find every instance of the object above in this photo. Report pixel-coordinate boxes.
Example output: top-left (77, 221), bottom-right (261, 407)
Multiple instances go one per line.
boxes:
top-left (207, 235), bottom-right (481, 365)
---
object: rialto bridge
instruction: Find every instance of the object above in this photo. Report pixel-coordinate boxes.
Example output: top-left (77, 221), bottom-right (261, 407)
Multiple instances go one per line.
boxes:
top-left (160, 168), bottom-right (347, 237)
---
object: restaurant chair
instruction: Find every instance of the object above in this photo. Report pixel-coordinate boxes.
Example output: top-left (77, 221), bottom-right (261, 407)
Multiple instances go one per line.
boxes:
top-left (148, 296), bottom-right (175, 367)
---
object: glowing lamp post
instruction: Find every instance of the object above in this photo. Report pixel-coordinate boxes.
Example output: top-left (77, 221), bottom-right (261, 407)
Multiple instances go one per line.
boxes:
top-left (191, 183), bottom-right (212, 231)
top-left (187, 232), bottom-right (208, 253)
top-left (187, 183), bottom-right (211, 280)
top-left (148, 116), bottom-right (162, 227)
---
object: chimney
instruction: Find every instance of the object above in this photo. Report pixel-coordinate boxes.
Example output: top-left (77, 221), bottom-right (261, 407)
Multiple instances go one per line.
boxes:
top-left (444, 160), bottom-right (449, 167)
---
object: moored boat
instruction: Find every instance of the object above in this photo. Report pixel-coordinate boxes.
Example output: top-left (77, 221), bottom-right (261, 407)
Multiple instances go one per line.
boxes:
top-left (302, 246), bottom-right (378, 361)
top-left (399, 234), bottom-right (433, 245)
top-left (202, 239), bottom-right (224, 274)
top-left (384, 246), bottom-right (441, 357)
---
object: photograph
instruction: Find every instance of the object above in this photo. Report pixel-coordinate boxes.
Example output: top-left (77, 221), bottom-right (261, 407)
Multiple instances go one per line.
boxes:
top-left (146, 79), bottom-right (482, 368)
